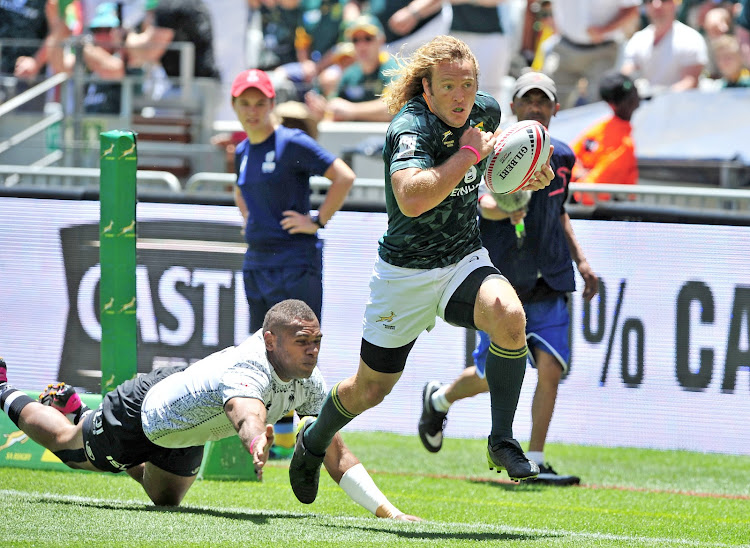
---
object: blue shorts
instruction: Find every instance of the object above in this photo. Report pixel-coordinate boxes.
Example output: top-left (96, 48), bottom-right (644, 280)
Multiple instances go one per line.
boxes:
top-left (473, 294), bottom-right (570, 378)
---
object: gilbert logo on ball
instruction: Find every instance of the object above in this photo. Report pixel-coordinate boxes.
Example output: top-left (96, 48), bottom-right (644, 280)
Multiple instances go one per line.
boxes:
top-left (485, 120), bottom-right (550, 195)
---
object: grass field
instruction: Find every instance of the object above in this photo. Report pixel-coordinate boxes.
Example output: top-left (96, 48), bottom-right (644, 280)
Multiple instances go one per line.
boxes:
top-left (1, 432), bottom-right (748, 547)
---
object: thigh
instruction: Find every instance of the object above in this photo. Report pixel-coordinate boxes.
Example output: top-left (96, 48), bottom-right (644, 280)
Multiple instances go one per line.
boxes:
top-left (82, 402), bottom-right (152, 473)
top-left (142, 461), bottom-right (198, 506)
top-left (362, 259), bottom-right (441, 349)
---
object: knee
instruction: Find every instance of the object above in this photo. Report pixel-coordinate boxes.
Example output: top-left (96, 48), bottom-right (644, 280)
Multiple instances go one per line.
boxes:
top-left (359, 380), bottom-right (393, 408)
top-left (487, 301), bottom-right (526, 347)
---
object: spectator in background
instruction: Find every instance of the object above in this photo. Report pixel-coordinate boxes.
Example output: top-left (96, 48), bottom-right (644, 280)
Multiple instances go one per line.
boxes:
top-left (621, 0), bottom-right (708, 95)
top-left (304, 14), bottom-right (397, 121)
top-left (269, 0), bottom-right (360, 102)
top-left (46, 2), bottom-right (139, 114)
top-left (529, 0), bottom-right (557, 71)
top-left (369, 0), bottom-right (448, 57)
top-left (571, 71), bottom-right (640, 205)
top-left (79, 0), bottom-right (151, 32)
top-left (126, 0), bottom-right (220, 80)
top-left (245, 0), bottom-right (301, 73)
top-left (0, 0), bottom-right (49, 108)
top-left (542, 0), bottom-right (641, 109)
top-left (677, 0), bottom-right (740, 30)
top-left (296, 0), bottom-right (360, 73)
top-left (448, 0), bottom-right (511, 102)
top-left (316, 40), bottom-right (356, 97)
top-left (710, 33), bottom-right (750, 86)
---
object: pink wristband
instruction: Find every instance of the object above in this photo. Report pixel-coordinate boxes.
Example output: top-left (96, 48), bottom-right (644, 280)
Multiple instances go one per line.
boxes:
top-left (460, 145), bottom-right (481, 164)
top-left (249, 433), bottom-right (263, 454)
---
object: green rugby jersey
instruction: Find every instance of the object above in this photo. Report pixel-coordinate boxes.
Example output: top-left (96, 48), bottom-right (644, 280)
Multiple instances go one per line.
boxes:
top-left (379, 91), bottom-right (502, 269)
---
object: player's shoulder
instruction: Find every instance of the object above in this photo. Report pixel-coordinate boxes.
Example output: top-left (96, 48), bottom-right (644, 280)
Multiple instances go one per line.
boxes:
top-left (471, 91), bottom-right (502, 129)
top-left (474, 91), bottom-right (501, 114)
top-left (390, 96), bottom-right (429, 127)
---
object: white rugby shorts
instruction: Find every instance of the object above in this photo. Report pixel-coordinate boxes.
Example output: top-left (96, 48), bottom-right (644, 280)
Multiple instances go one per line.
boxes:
top-left (362, 247), bottom-right (501, 348)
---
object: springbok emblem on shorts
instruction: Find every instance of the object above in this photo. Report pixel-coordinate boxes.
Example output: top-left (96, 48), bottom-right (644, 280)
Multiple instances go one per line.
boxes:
top-left (376, 311), bottom-right (396, 323)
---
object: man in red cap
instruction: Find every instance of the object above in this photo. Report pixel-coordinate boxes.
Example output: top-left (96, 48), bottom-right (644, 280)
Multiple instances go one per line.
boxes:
top-left (230, 67), bottom-right (354, 334)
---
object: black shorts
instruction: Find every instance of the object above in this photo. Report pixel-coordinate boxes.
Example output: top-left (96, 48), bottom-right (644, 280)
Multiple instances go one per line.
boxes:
top-left (81, 366), bottom-right (204, 477)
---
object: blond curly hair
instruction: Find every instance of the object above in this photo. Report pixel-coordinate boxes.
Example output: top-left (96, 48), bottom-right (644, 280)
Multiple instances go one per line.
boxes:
top-left (381, 36), bottom-right (479, 115)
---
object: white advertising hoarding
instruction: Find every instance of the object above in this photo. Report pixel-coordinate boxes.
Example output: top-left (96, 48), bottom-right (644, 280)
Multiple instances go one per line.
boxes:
top-left (0, 197), bottom-right (747, 454)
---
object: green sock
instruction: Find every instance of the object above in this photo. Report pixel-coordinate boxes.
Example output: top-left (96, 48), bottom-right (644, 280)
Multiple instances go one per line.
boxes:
top-left (304, 382), bottom-right (358, 456)
top-left (484, 343), bottom-right (528, 446)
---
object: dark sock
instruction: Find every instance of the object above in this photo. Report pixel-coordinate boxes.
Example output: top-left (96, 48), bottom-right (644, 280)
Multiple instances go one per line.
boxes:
top-left (0, 387), bottom-right (35, 428)
top-left (303, 382), bottom-right (358, 456)
top-left (484, 343), bottom-right (528, 446)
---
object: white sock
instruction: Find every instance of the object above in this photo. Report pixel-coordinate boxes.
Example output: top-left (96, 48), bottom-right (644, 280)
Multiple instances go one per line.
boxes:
top-left (527, 451), bottom-right (545, 466)
top-left (430, 386), bottom-right (451, 413)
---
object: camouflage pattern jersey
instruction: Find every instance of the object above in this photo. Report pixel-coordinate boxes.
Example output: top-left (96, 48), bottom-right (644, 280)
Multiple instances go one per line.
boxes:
top-left (380, 91), bottom-right (502, 269)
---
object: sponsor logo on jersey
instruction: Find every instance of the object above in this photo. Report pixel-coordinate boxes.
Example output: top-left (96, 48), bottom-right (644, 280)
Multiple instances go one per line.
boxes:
top-left (396, 134), bottom-right (417, 159)
top-left (441, 130), bottom-right (455, 148)
top-left (451, 180), bottom-right (480, 197)
top-left (262, 151), bottom-right (276, 173)
top-left (463, 165), bottom-right (478, 184)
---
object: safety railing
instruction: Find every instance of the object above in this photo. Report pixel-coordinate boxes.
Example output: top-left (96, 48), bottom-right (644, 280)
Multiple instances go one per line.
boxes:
top-left (0, 165), bottom-right (182, 193)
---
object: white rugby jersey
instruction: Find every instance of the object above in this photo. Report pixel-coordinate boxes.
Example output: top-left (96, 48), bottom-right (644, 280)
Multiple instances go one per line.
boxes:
top-left (140, 331), bottom-right (327, 448)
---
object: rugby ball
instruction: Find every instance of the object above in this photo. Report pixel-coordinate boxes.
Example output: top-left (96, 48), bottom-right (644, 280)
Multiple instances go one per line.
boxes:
top-left (484, 120), bottom-right (550, 195)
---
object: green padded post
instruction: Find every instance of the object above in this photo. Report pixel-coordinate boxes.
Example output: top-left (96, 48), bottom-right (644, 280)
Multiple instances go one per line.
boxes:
top-left (99, 130), bottom-right (138, 395)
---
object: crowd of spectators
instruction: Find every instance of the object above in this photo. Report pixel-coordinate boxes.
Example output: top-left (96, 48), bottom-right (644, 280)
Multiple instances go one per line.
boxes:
top-left (2, 0), bottom-right (749, 116)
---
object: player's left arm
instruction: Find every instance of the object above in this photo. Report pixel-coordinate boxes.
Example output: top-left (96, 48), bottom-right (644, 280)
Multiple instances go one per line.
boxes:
top-left (323, 432), bottom-right (421, 521)
top-left (224, 396), bottom-right (275, 480)
top-left (560, 212), bottom-right (598, 301)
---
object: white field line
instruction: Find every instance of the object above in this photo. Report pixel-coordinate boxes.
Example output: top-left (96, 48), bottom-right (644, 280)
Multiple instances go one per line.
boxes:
top-left (0, 488), bottom-right (747, 548)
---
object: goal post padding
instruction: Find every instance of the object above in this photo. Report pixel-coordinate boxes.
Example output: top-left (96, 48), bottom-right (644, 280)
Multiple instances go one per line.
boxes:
top-left (99, 130), bottom-right (138, 395)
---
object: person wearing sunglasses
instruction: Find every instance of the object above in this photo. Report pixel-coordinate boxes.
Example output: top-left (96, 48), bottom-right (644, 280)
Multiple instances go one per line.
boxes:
top-left (304, 14), bottom-right (397, 122)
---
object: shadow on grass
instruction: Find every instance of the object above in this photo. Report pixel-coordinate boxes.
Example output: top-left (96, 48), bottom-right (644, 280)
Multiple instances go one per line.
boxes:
top-left (29, 495), bottom-right (309, 524)
top-left (30, 495), bottom-right (554, 541)
top-left (325, 521), bottom-right (549, 542)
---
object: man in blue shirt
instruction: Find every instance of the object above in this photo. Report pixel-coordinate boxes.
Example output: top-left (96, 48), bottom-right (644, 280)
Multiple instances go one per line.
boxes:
top-left (231, 68), bottom-right (355, 332)
top-left (418, 72), bottom-right (599, 485)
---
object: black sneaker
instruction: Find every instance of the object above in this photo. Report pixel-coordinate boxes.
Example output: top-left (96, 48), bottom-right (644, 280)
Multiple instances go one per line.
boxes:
top-left (39, 382), bottom-right (90, 425)
top-left (528, 463), bottom-right (580, 486)
top-left (487, 438), bottom-right (540, 481)
top-left (289, 416), bottom-right (325, 504)
top-left (418, 381), bottom-right (448, 453)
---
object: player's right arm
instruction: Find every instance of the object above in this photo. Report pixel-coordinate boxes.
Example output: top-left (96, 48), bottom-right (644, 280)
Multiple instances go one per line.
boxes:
top-left (224, 397), bottom-right (274, 480)
top-left (391, 126), bottom-right (495, 217)
top-left (322, 432), bottom-right (421, 521)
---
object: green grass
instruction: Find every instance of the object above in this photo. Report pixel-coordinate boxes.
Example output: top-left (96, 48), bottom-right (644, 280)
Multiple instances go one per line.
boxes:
top-left (2, 432), bottom-right (749, 547)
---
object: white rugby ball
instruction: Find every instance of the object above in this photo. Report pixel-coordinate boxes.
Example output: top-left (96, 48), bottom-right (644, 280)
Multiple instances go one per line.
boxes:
top-left (484, 120), bottom-right (550, 195)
